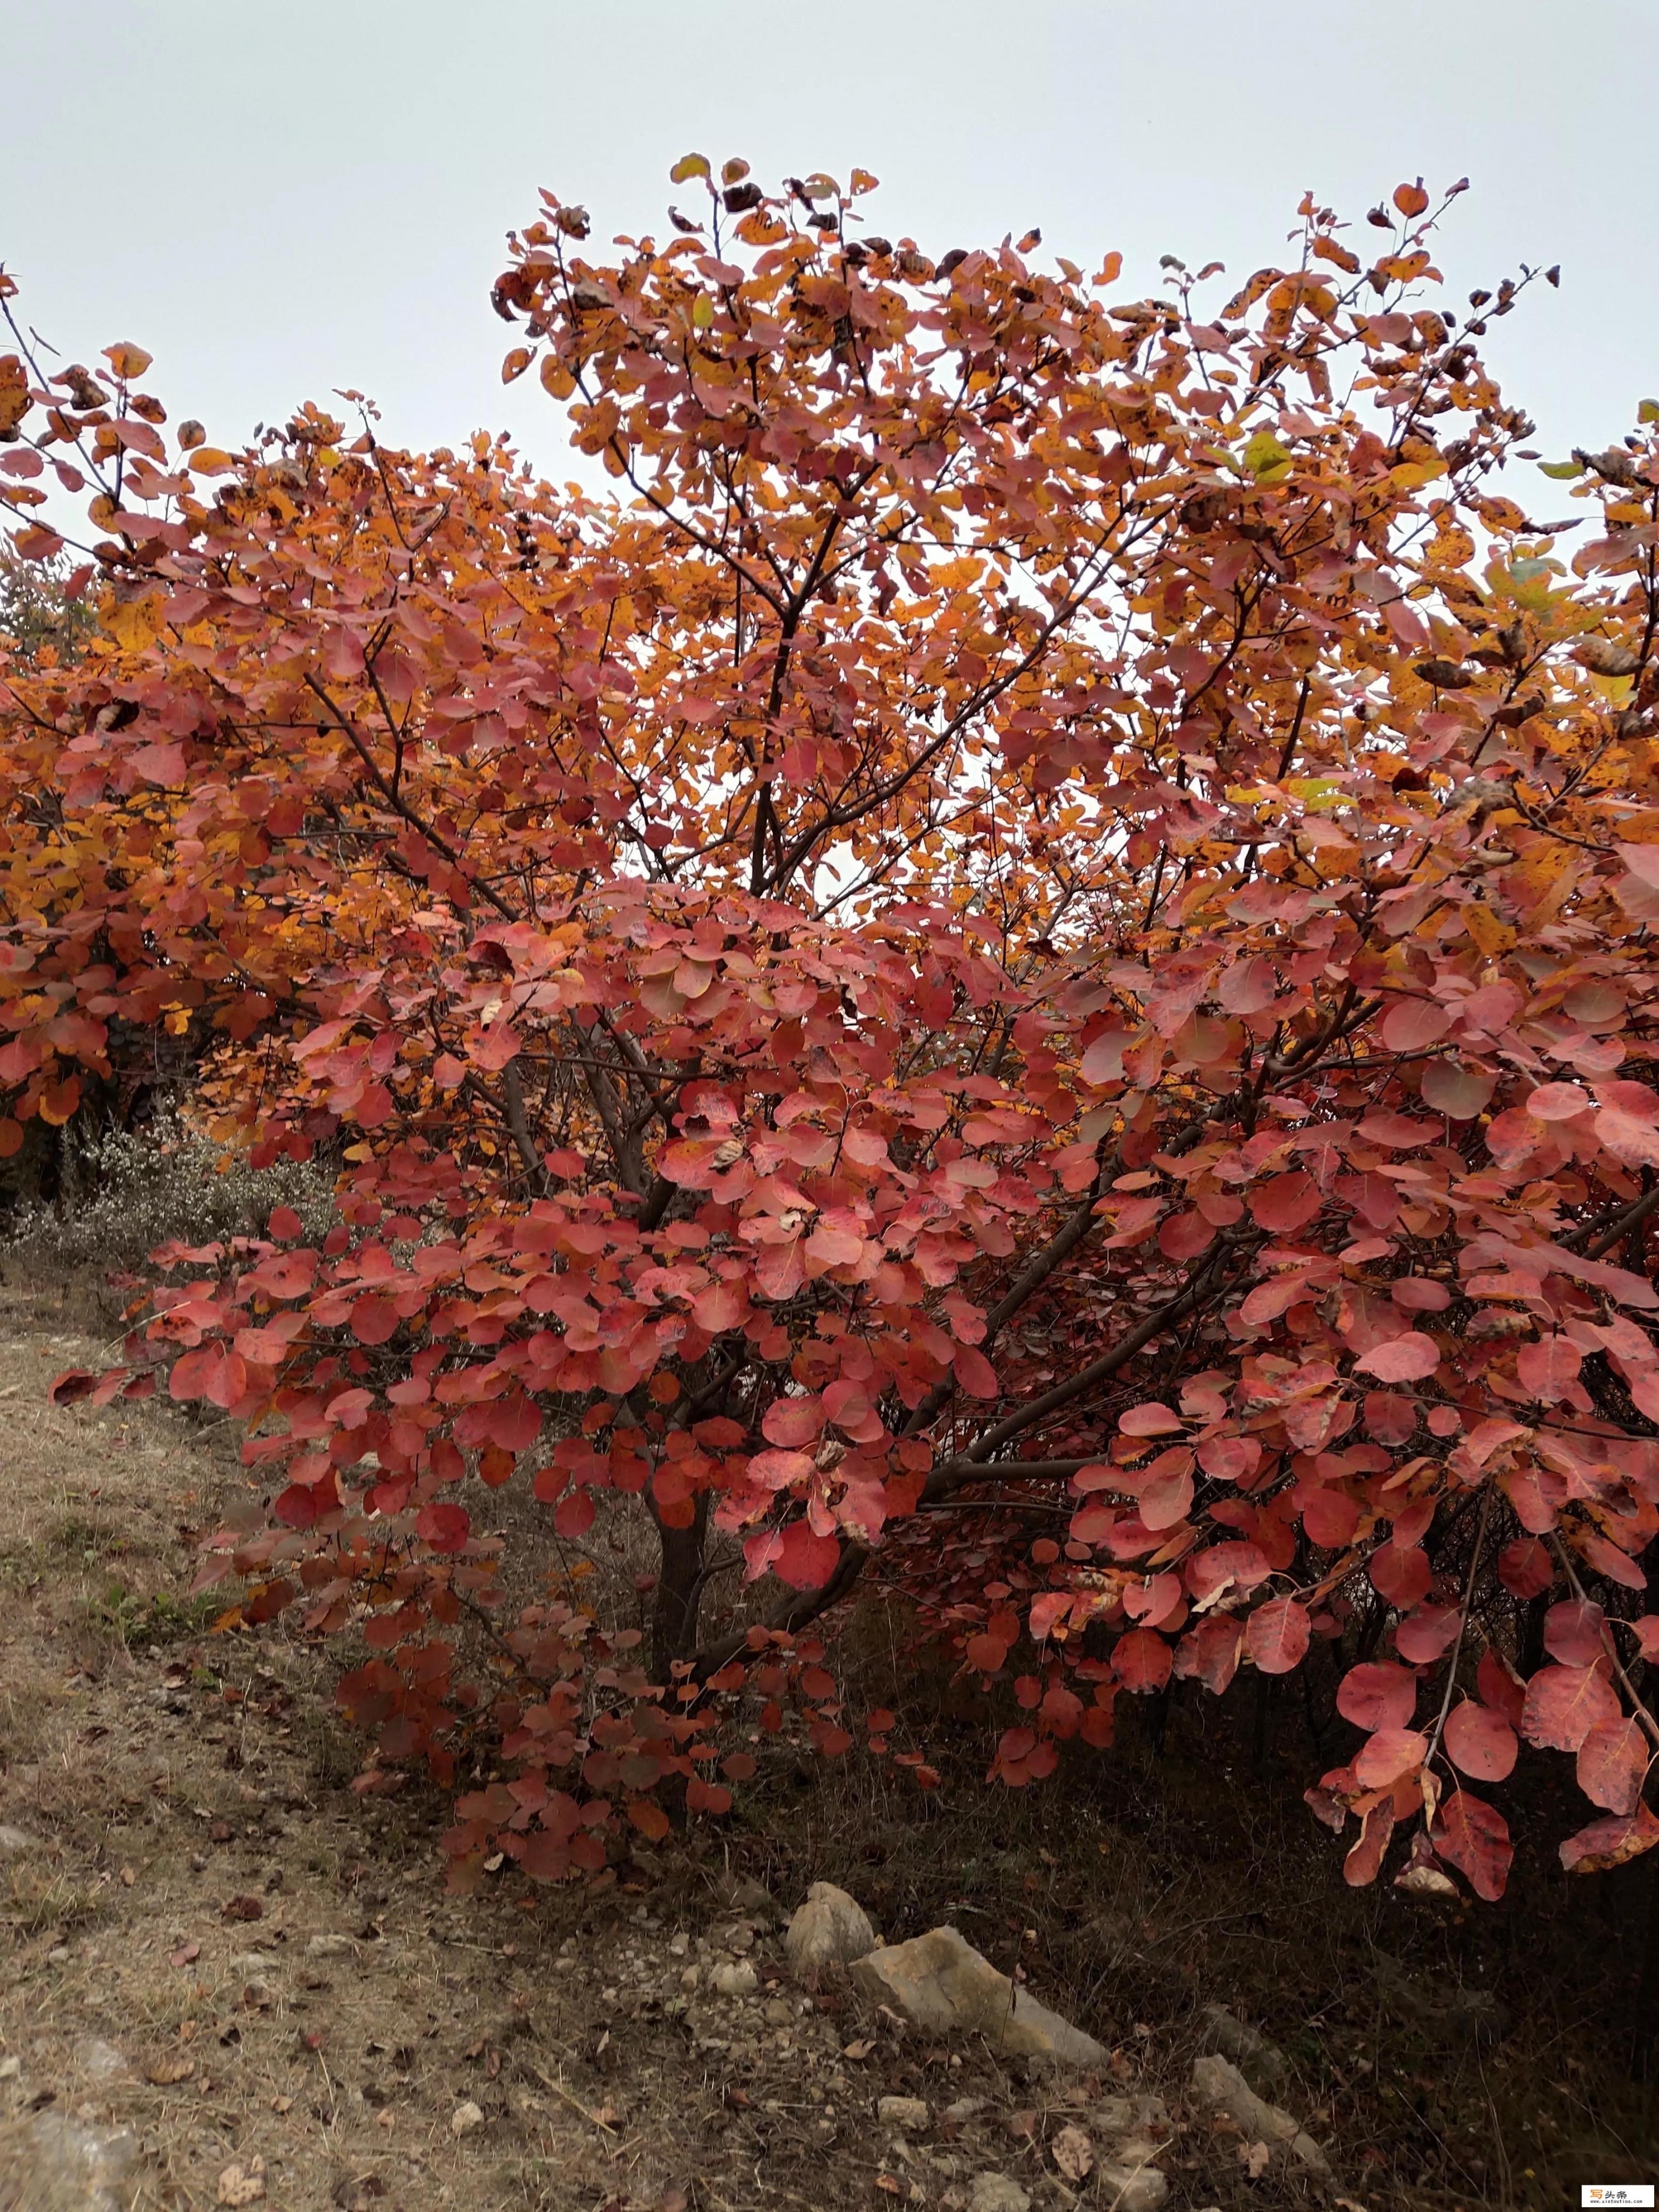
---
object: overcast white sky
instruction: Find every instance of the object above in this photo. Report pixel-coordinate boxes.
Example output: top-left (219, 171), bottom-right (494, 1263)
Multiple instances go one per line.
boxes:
top-left (2, 1), bottom-right (1654, 488)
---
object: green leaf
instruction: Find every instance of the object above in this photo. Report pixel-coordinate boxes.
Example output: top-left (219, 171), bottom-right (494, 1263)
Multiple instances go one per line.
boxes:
top-left (670, 153), bottom-right (711, 185)
top-left (1536, 459), bottom-right (1584, 480)
top-left (691, 295), bottom-right (714, 330)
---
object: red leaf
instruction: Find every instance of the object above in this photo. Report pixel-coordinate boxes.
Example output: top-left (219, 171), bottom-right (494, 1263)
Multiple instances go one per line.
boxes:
top-left (1114, 1627), bottom-right (1173, 1694)
top-left (762, 1395), bottom-right (823, 1448)
top-left (1336, 1662), bottom-right (1418, 1732)
top-left (1246, 1598), bottom-right (1310, 1675)
top-left (1420, 1060), bottom-right (1494, 1119)
top-left (627, 1798), bottom-right (671, 1842)
top-left (1393, 1603), bottom-right (1460, 1663)
top-left (1379, 999), bottom-right (1450, 1053)
top-left (1576, 1717), bottom-right (1649, 1814)
top-left (1120, 1401), bottom-right (1185, 1437)
top-left (1476, 1647), bottom-right (1526, 1729)
top-left (1525, 1080), bottom-right (1591, 1122)
top-left (349, 1295), bottom-right (400, 1346)
top-left (1559, 1802), bottom-right (1659, 1873)
top-left (1249, 1171), bottom-right (1320, 1234)
top-left (1174, 1615), bottom-right (1243, 1694)
top-left (1352, 1726), bottom-right (1428, 1790)
top-left (1431, 1790), bottom-right (1512, 1900)
top-left (952, 1344), bottom-right (1000, 1398)
top-left (1343, 1800), bottom-right (1395, 1888)
top-left (1139, 1454), bottom-right (1194, 1531)
top-left (1497, 1537), bottom-right (1553, 1599)
top-left (1542, 1599), bottom-right (1608, 1668)
top-left (416, 1502), bottom-right (470, 1553)
top-left (773, 1521), bottom-right (842, 1590)
top-left (1355, 1333), bottom-right (1440, 1383)
top-left (1443, 1701), bottom-right (1517, 1782)
top-left (1515, 1333), bottom-right (1581, 1403)
top-left (1197, 1433), bottom-right (1260, 1483)
top-left (1370, 1542), bottom-right (1431, 1609)
top-left (49, 1368), bottom-right (97, 1406)
top-left (554, 1489), bottom-right (595, 1538)
top-left (1159, 1208), bottom-right (1215, 1261)
top-left (1519, 1663), bottom-right (1621, 1752)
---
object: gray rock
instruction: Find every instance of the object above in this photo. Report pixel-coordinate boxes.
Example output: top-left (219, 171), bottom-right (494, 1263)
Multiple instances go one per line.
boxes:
top-left (786, 1882), bottom-right (878, 1976)
top-left (878, 2094), bottom-right (931, 2133)
top-left (711, 1959), bottom-right (759, 1999)
top-left (10, 2110), bottom-right (139, 2211)
top-left (849, 1926), bottom-right (1106, 2069)
top-left (1091, 2093), bottom-right (1169, 2141)
top-left (73, 2038), bottom-right (128, 2081)
top-left (305, 1932), bottom-right (357, 1959)
top-left (0, 1824), bottom-right (38, 1856)
top-left (1097, 2161), bottom-right (1169, 2212)
top-left (1198, 2002), bottom-right (1288, 2094)
top-left (1189, 2053), bottom-right (1330, 2175)
top-left (942, 2095), bottom-right (986, 2125)
top-left (968, 2177), bottom-right (1031, 2212)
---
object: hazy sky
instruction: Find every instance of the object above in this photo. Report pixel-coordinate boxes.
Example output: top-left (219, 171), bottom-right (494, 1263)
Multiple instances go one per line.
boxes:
top-left (3, 1), bottom-right (1654, 489)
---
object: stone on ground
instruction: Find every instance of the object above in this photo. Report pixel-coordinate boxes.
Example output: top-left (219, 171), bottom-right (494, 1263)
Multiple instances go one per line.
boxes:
top-left (784, 1881), bottom-right (877, 1975)
top-left (12, 2110), bottom-right (138, 2212)
top-left (1189, 2051), bottom-right (1330, 2173)
top-left (1096, 2160), bottom-right (1169, 2212)
top-left (849, 1924), bottom-right (1106, 2067)
top-left (968, 2175), bottom-right (1031, 2212)
top-left (1197, 2000), bottom-right (1289, 2093)
top-left (876, 2094), bottom-right (930, 2132)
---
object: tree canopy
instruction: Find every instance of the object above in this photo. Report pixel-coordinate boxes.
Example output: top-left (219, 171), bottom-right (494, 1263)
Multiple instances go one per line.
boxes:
top-left (4, 162), bottom-right (1659, 1899)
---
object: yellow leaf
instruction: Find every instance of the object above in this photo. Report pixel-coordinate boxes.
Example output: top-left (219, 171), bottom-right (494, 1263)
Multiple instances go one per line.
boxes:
top-left (105, 594), bottom-right (163, 652)
top-left (691, 296), bottom-right (714, 330)
top-left (850, 169), bottom-right (879, 196)
top-left (1391, 455), bottom-right (1448, 489)
top-left (185, 448), bottom-right (235, 476)
top-left (670, 153), bottom-right (711, 185)
top-left (1243, 428), bottom-right (1293, 482)
top-left (102, 341), bottom-right (153, 381)
top-left (501, 347), bottom-right (532, 384)
top-left (539, 356), bottom-right (576, 400)
top-left (1463, 902), bottom-right (1515, 955)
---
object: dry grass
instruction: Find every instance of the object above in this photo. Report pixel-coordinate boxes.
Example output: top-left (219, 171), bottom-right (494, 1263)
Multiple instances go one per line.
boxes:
top-left (0, 1264), bottom-right (1655, 2210)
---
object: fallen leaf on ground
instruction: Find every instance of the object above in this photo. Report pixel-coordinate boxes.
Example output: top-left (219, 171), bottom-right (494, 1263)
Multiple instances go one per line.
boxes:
top-left (1053, 2123), bottom-right (1094, 2180)
top-left (217, 2157), bottom-right (267, 2206)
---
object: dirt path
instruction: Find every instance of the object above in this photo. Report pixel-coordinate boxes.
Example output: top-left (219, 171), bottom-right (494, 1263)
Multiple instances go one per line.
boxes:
top-left (0, 1281), bottom-right (1185, 2212)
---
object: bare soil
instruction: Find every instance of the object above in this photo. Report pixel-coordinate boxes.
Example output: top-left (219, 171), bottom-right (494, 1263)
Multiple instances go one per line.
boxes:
top-left (0, 1270), bottom-right (1654, 2211)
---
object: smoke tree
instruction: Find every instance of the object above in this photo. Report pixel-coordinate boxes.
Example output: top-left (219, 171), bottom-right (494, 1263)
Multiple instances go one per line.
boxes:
top-left (3, 162), bottom-right (1658, 1897)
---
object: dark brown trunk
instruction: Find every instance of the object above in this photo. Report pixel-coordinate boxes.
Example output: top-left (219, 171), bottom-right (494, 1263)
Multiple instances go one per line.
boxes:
top-left (651, 1494), bottom-right (709, 1679)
